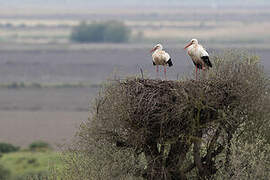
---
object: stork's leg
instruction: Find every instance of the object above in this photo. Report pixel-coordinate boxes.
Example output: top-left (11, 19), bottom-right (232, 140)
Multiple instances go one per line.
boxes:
top-left (195, 66), bottom-right (198, 80)
top-left (156, 65), bottom-right (159, 79)
top-left (202, 67), bottom-right (206, 78)
top-left (164, 66), bottom-right (167, 80)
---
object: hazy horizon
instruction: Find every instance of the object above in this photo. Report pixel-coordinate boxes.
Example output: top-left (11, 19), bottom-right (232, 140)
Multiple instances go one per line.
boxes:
top-left (1, 0), bottom-right (270, 9)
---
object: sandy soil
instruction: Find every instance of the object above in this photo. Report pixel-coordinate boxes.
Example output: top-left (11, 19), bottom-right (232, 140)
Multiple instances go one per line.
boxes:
top-left (0, 111), bottom-right (86, 149)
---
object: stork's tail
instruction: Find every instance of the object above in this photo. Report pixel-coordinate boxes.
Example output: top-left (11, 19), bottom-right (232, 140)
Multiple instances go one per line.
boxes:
top-left (167, 58), bottom-right (173, 67)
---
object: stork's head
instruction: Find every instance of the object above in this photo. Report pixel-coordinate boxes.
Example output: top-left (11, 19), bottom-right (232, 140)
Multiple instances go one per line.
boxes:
top-left (150, 43), bottom-right (163, 53)
top-left (184, 39), bottom-right (198, 49)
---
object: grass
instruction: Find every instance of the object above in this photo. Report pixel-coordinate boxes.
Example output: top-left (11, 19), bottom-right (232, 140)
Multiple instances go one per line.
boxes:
top-left (0, 150), bottom-right (63, 179)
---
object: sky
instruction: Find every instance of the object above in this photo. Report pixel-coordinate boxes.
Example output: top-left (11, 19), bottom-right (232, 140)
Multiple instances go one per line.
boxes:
top-left (1, 0), bottom-right (270, 9)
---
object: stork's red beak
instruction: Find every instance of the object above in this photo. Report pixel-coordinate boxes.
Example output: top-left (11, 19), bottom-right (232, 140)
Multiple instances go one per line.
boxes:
top-left (150, 47), bottom-right (157, 53)
top-left (184, 42), bottom-right (192, 49)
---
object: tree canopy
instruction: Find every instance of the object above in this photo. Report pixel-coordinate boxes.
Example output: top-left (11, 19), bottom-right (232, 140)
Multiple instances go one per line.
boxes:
top-left (70, 21), bottom-right (131, 43)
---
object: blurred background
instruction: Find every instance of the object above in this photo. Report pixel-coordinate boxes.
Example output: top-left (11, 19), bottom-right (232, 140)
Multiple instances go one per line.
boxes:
top-left (0, 0), bottom-right (269, 148)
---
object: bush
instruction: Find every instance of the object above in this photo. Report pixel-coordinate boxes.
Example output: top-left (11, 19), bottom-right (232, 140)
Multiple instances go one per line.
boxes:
top-left (61, 143), bottom-right (140, 180)
top-left (214, 135), bottom-right (270, 179)
top-left (70, 21), bottom-right (131, 43)
top-left (0, 143), bottom-right (20, 153)
top-left (29, 141), bottom-right (50, 151)
top-left (14, 171), bottom-right (50, 180)
top-left (7, 82), bottom-right (25, 89)
top-left (0, 164), bottom-right (11, 180)
top-left (62, 51), bottom-right (270, 179)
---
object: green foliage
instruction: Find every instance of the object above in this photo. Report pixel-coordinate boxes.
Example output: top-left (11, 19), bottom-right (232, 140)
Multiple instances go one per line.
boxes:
top-left (0, 164), bottom-right (11, 180)
top-left (0, 143), bottom-right (20, 153)
top-left (214, 135), bottom-right (270, 179)
top-left (29, 141), bottom-right (51, 151)
top-left (7, 82), bottom-right (25, 89)
top-left (61, 142), bottom-right (142, 180)
top-left (0, 151), bottom-right (63, 180)
top-left (71, 21), bottom-right (131, 43)
top-left (13, 171), bottom-right (49, 180)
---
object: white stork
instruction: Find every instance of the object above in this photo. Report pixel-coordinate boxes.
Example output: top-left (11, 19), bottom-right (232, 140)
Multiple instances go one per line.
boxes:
top-left (150, 43), bottom-right (173, 80)
top-left (184, 39), bottom-right (212, 80)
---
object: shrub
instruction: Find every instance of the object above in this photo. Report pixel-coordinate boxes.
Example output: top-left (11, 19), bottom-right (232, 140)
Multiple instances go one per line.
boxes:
top-left (27, 158), bottom-right (37, 165)
top-left (0, 143), bottom-right (20, 153)
top-left (213, 135), bottom-right (270, 179)
top-left (70, 21), bottom-right (131, 43)
top-left (61, 140), bottom-right (142, 180)
top-left (6, 82), bottom-right (25, 89)
top-left (29, 141), bottom-right (51, 151)
top-left (62, 51), bottom-right (270, 179)
top-left (14, 171), bottom-right (49, 180)
top-left (0, 164), bottom-right (11, 180)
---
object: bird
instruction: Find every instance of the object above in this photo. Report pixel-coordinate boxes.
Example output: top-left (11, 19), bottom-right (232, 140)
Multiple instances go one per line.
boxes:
top-left (184, 39), bottom-right (212, 80)
top-left (150, 43), bottom-right (173, 80)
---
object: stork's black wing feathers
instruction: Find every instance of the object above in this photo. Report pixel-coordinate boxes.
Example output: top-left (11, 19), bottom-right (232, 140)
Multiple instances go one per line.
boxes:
top-left (167, 58), bottom-right (173, 67)
top-left (201, 56), bottom-right (212, 68)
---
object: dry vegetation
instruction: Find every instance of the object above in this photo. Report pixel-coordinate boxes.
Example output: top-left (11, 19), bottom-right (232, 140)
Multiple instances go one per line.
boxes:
top-left (60, 51), bottom-right (270, 180)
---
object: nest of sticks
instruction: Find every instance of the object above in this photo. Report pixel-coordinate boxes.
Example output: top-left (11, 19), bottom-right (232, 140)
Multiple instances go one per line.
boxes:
top-left (92, 76), bottom-right (252, 148)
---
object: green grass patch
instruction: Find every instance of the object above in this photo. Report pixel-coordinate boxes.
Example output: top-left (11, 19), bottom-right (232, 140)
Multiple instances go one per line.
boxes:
top-left (0, 151), bottom-right (63, 179)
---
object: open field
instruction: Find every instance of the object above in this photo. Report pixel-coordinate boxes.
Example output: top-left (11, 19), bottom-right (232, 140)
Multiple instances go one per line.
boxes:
top-left (0, 86), bottom-right (99, 148)
top-left (0, 111), bottom-right (87, 148)
top-left (0, 45), bottom-right (269, 84)
top-left (0, 45), bottom-right (195, 85)
top-left (0, 7), bottom-right (270, 46)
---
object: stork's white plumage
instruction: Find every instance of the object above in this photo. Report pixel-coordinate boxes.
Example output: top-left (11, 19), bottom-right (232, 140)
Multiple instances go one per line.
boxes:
top-left (150, 44), bottom-right (173, 80)
top-left (184, 39), bottom-right (212, 80)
